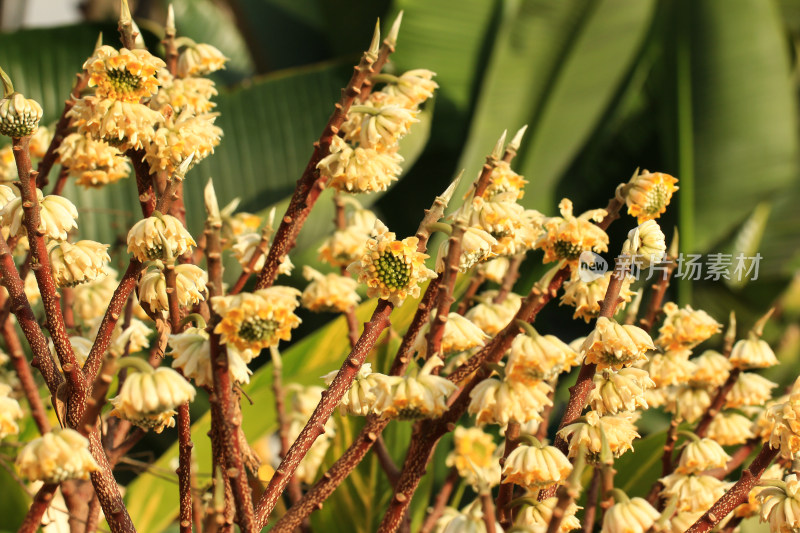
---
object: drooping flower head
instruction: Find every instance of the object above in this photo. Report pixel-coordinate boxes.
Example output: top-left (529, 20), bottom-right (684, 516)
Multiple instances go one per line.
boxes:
top-left (380, 69), bottom-right (439, 108)
top-left (1, 188), bottom-right (79, 241)
top-left (16, 428), bottom-right (99, 483)
top-left (150, 74), bottom-right (218, 114)
top-left (48, 240), bottom-right (110, 287)
top-left (317, 136), bottom-right (403, 194)
top-left (109, 366), bottom-right (196, 433)
top-left (322, 363), bottom-right (381, 416)
top-left (177, 42), bottom-right (228, 77)
top-left (581, 317), bottom-right (654, 370)
top-left (624, 170), bottom-right (679, 223)
top-left (621, 220), bottom-right (667, 267)
top-left (535, 199), bottom-right (608, 264)
top-left (501, 438), bottom-right (572, 489)
top-left (84, 45), bottom-right (165, 102)
top-left (137, 264), bottom-right (208, 312)
top-left (757, 473), bottom-right (800, 532)
top-left (506, 326), bottom-right (579, 382)
top-left (656, 302), bottom-right (721, 351)
top-left (561, 271), bottom-right (636, 323)
top-left (56, 133), bottom-right (131, 187)
top-left (318, 203), bottom-right (377, 267)
top-left (445, 427), bottom-right (500, 490)
top-left (212, 287), bottom-right (302, 352)
top-left (168, 327), bottom-right (253, 387)
top-left (659, 473), bottom-right (731, 513)
top-left (602, 495), bottom-right (660, 533)
top-left (127, 213), bottom-right (196, 262)
top-left (413, 312), bottom-right (489, 359)
top-left (469, 376), bottom-right (553, 427)
top-left (301, 265), bottom-right (361, 314)
top-left (370, 356), bottom-right (457, 419)
top-left (347, 221), bottom-right (435, 306)
top-left (145, 111), bottom-right (222, 176)
top-left (0, 92), bottom-right (43, 137)
top-left (675, 437), bottom-right (731, 474)
top-left (0, 383), bottom-right (22, 439)
top-left (590, 367), bottom-right (655, 415)
top-left (69, 96), bottom-right (162, 151)
top-left (557, 410), bottom-right (640, 461)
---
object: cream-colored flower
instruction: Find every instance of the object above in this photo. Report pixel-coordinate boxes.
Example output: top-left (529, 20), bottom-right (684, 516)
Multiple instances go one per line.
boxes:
top-left (535, 198), bottom-right (608, 263)
top-left (150, 75), bottom-right (217, 114)
top-left (1, 188), bottom-right (78, 241)
top-left (28, 125), bottom-right (52, 159)
top-left (730, 334), bottom-right (779, 369)
top-left (212, 287), bottom-right (302, 352)
top-left (168, 327), bottom-right (253, 387)
top-left (72, 268), bottom-right (118, 321)
top-left (689, 349), bottom-right (731, 387)
top-left (501, 439), bottom-right (572, 488)
top-left (0, 183), bottom-right (16, 207)
top-left (560, 270), bottom-right (636, 323)
top-left (381, 69), bottom-right (438, 108)
top-left (725, 372), bottom-right (777, 409)
top-left (371, 356), bottom-right (457, 419)
top-left (137, 264), bottom-right (208, 312)
top-left (660, 472), bottom-right (732, 513)
top-left (0, 383), bottom-right (22, 438)
top-left (16, 428), bottom-right (99, 483)
top-left (464, 291), bottom-right (521, 336)
top-left (0, 147), bottom-right (16, 184)
top-left (656, 302), bottom-right (721, 351)
top-left (145, 112), bottom-right (222, 176)
top-left (0, 92), bottom-right (43, 137)
top-left (322, 363), bottom-right (380, 416)
top-left (469, 195), bottom-right (525, 239)
top-left (48, 240), bottom-right (109, 287)
top-left (69, 96), bottom-right (161, 151)
top-left (317, 136), bottom-right (403, 193)
top-left (110, 367), bottom-right (195, 432)
top-left (757, 473), bottom-right (800, 532)
top-left (479, 160), bottom-right (528, 201)
top-left (480, 256), bottom-right (510, 284)
top-left (675, 437), bottom-right (731, 474)
top-left (765, 393), bottom-right (800, 460)
top-left (437, 500), bottom-right (502, 533)
top-left (558, 411), bottom-right (640, 460)
top-left (56, 133), bottom-right (131, 187)
top-left (347, 222), bottom-right (434, 306)
top-left (445, 427), bottom-right (500, 491)
top-left (177, 42), bottom-right (228, 77)
top-left (318, 204), bottom-right (377, 267)
top-left (89, 316), bottom-right (151, 357)
top-left (345, 104), bottom-right (418, 149)
top-left (84, 45), bottom-right (164, 102)
top-left (707, 410), bottom-right (754, 446)
top-left (413, 312), bottom-right (489, 358)
top-left (623, 170), bottom-right (679, 223)
top-left (517, 496), bottom-right (581, 532)
top-left (620, 220), bottom-right (666, 266)
top-left (127, 213), bottom-right (196, 261)
top-left (581, 317), bottom-right (654, 370)
top-left (437, 225), bottom-right (498, 272)
top-left (641, 349), bottom-right (695, 388)
top-left (601, 496), bottom-right (660, 533)
top-left (469, 377), bottom-right (552, 427)
top-left (301, 266), bottom-right (360, 313)
top-left (590, 367), bottom-right (655, 415)
top-left (506, 327), bottom-right (579, 382)
top-left (665, 384), bottom-right (711, 423)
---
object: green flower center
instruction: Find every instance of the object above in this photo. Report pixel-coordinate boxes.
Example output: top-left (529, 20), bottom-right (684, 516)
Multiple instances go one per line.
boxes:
top-left (238, 317), bottom-right (279, 343)
top-left (644, 183), bottom-right (669, 215)
top-left (106, 68), bottom-right (142, 93)
top-left (0, 112), bottom-right (38, 137)
top-left (146, 244), bottom-right (165, 260)
top-left (375, 250), bottom-right (410, 291)
top-left (553, 240), bottom-right (583, 260)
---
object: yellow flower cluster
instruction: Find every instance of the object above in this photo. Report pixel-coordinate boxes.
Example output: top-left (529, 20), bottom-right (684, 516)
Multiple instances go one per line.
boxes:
top-left (212, 287), bottom-right (302, 352)
top-left (536, 198), bottom-right (608, 264)
top-left (84, 45), bottom-right (165, 102)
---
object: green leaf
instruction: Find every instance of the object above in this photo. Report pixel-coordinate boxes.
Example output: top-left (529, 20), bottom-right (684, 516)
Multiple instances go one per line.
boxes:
top-left (455, 0), bottom-right (656, 211)
top-left (613, 430), bottom-right (666, 498)
top-left (682, 0), bottom-right (799, 252)
top-left (124, 286), bottom-right (432, 532)
top-left (0, 458), bottom-right (30, 530)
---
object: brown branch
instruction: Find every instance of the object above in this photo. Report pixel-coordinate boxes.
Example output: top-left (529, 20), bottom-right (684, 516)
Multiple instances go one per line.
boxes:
top-left (254, 33), bottom-right (394, 291)
top-left (455, 272), bottom-right (485, 315)
top-left (639, 257), bottom-right (677, 333)
top-left (535, 378), bottom-right (558, 442)
top-left (17, 483), bottom-right (58, 533)
top-left (38, 72), bottom-right (90, 190)
top-left (271, 348), bottom-right (304, 510)
top-left (13, 137), bottom-right (86, 422)
top-left (87, 428), bottom-right (136, 532)
top-left (419, 468), bottom-right (458, 533)
top-left (77, 355), bottom-right (118, 437)
top-left (481, 492), bottom-right (498, 533)
top-left (493, 254), bottom-right (523, 304)
top-left (374, 435), bottom-right (400, 487)
top-left (582, 467), bottom-right (601, 533)
top-left (254, 300), bottom-right (394, 528)
top-left (646, 417), bottom-right (679, 507)
top-left (0, 232), bottom-right (62, 397)
top-left (686, 444), bottom-right (778, 532)
top-left (0, 306), bottom-right (50, 434)
top-left (206, 215), bottom-right (256, 532)
top-left (694, 368), bottom-right (742, 438)
top-left (82, 259), bottom-right (144, 380)
top-left (496, 421), bottom-right (521, 529)
top-left (334, 194), bottom-right (361, 349)
top-left (425, 225), bottom-right (463, 363)
top-left (177, 402), bottom-right (193, 533)
top-left (50, 166), bottom-right (71, 197)
top-left (127, 149), bottom-right (156, 218)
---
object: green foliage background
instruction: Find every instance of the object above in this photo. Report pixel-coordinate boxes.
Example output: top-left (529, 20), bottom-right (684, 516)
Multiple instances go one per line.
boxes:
top-left (3, 0), bottom-right (800, 531)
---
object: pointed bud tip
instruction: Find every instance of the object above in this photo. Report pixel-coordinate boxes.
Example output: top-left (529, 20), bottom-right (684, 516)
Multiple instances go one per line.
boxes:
top-left (368, 20), bottom-right (381, 55)
top-left (752, 307), bottom-right (775, 337)
top-left (166, 4), bottom-right (176, 32)
top-left (509, 125), bottom-right (528, 150)
top-left (204, 178), bottom-right (221, 222)
top-left (387, 11), bottom-right (403, 46)
top-left (94, 32), bottom-right (104, 51)
top-left (491, 130), bottom-right (507, 159)
top-left (120, 0), bottom-right (132, 23)
top-left (439, 170), bottom-right (463, 206)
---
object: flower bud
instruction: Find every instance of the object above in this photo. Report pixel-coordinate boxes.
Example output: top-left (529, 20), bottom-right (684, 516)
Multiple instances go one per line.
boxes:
top-left (676, 437), bottom-right (731, 474)
top-left (501, 439), bottom-right (572, 488)
top-left (110, 366), bottom-right (196, 432)
top-left (581, 317), bottom-right (654, 370)
top-left (127, 213), bottom-right (195, 262)
top-left (0, 93), bottom-right (43, 137)
top-left (621, 219), bottom-right (666, 266)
